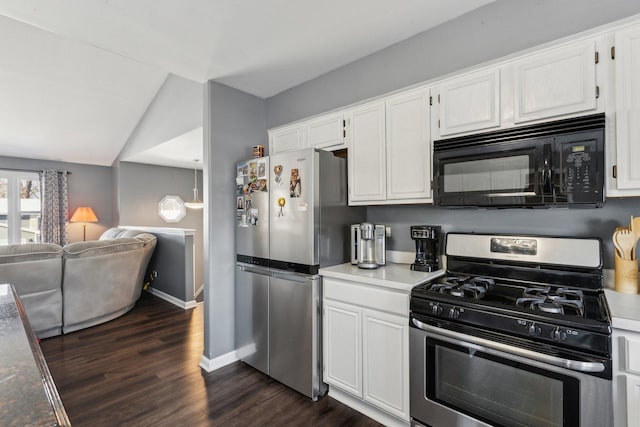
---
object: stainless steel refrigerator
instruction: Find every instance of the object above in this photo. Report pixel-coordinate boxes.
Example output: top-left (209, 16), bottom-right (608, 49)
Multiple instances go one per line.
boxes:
top-left (234, 148), bottom-right (363, 400)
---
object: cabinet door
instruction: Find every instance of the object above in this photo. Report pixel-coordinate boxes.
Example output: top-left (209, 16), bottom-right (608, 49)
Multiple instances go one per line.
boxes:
top-left (269, 125), bottom-right (303, 154)
top-left (347, 101), bottom-right (386, 203)
top-left (305, 112), bottom-right (345, 150)
top-left (437, 68), bottom-right (500, 136)
top-left (323, 300), bottom-right (362, 397)
top-left (385, 88), bottom-right (432, 202)
top-left (362, 309), bottom-right (409, 421)
top-left (615, 24), bottom-right (640, 191)
top-left (627, 375), bottom-right (640, 427)
top-left (513, 41), bottom-right (597, 123)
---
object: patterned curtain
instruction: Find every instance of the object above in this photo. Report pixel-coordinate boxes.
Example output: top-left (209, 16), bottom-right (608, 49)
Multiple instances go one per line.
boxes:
top-left (39, 170), bottom-right (69, 246)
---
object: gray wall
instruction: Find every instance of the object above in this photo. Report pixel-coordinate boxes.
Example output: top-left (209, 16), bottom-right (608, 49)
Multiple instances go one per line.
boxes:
top-left (117, 74), bottom-right (203, 161)
top-left (203, 81), bottom-right (267, 360)
top-left (0, 156), bottom-right (113, 242)
top-left (263, 0), bottom-right (640, 271)
top-left (143, 231), bottom-right (192, 301)
top-left (117, 161), bottom-right (204, 297)
top-left (266, 0), bottom-right (640, 127)
top-left (369, 200), bottom-right (640, 270)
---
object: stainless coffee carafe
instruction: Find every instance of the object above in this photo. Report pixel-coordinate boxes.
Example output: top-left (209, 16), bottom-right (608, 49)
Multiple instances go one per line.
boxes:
top-left (351, 223), bottom-right (386, 269)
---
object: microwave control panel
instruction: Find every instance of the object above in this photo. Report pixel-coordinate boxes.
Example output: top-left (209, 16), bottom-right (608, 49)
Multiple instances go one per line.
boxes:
top-left (558, 133), bottom-right (602, 203)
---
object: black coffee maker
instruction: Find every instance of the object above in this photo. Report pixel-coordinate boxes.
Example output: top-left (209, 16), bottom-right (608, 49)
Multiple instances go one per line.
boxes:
top-left (410, 225), bottom-right (441, 272)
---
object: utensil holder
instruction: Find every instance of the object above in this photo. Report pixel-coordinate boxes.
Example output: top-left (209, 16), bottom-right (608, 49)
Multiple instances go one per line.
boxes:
top-left (614, 251), bottom-right (639, 294)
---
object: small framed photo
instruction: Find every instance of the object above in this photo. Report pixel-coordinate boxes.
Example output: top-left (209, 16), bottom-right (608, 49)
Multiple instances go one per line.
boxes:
top-left (257, 160), bottom-right (267, 179)
top-left (236, 196), bottom-right (244, 211)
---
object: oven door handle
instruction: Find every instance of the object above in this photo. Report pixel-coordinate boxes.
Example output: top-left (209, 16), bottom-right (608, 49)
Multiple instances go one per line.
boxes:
top-left (412, 318), bottom-right (606, 373)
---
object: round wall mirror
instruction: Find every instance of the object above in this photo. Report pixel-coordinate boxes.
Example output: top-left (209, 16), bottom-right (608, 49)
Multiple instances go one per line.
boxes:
top-left (158, 195), bottom-right (186, 223)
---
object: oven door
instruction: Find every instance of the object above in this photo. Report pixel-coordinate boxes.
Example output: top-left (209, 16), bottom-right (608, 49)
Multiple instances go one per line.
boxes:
top-left (433, 137), bottom-right (553, 207)
top-left (409, 322), bottom-right (612, 427)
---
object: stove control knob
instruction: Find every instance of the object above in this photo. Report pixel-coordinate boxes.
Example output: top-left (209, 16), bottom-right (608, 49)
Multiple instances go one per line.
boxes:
top-left (551, 327), bottom-right (567, 342)
top-left (528, 323), bottom-right (541, 337)
top-left (431, 304), bottom-right (443, 316)
top-left (448, 307), bottom-right (460, 319)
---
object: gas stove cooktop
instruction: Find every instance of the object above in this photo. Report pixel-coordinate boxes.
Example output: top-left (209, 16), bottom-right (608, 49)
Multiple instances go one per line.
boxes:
top-left (412, 273), bottom-right (609, 326)
top-left (409, 233), bottom-right (611, 357)
top-left (411, 273), bottom-right (611, 356)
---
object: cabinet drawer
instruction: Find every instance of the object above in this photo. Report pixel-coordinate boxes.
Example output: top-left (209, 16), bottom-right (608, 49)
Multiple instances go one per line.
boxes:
top-left (626, 337), bottom-right (640, 375)
top-left (324, 277), bottom-right (408, 316)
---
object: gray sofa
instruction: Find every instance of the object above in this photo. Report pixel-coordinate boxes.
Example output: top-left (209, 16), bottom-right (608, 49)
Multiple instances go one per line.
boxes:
top-left (0, 228), bottom-right (156, 338)
top-left (0, 243), bottom-right (64, 338)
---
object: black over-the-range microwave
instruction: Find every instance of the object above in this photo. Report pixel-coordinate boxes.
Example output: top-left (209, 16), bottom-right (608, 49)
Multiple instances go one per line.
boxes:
top-left (433, 113), bottom-right (605, 208)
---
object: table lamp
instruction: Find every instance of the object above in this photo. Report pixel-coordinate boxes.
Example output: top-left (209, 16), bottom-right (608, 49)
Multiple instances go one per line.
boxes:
top-left (70, 207), bottom-right (98, 241)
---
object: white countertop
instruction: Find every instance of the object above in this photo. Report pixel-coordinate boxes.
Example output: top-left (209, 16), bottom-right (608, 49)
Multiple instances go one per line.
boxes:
top-left (605, 289), bottom-right (640, 332)
top-left (319, 262), bottom-right (445, 292)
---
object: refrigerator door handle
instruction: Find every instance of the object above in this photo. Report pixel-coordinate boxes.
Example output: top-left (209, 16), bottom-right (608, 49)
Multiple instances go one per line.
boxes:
top-left (238, 264), bottom-right (272, 276)
top-left (271, 270), bottom-right (314, 284)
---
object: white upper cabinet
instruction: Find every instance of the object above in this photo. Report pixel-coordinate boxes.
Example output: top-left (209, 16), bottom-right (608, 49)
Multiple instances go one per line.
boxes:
top-left (436, 68), bottom-right (501, 137)
top-left (614, 23), bottom-right (640, 192)
top-left (347, 89), bottom-right (434, 205)
top-left (385, 88), bottom-right (432, 201)
top-left (270, 112), bottom-right (346, 154)
top-left (347, 101), bottom-right (387, 203)
top-left (269, 124), bottom-right (303, 154)
top-left (513, 41), bottom-right (597, 123)
top-left (305, 112), bottom-right (346, 150)
top-left (267, 17), bottom-right (640, 201)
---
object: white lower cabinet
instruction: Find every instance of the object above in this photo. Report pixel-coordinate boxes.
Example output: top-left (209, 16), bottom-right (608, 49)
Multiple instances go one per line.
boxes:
top-left (362, 310), bottom-right (408, 420)
top-left (324, 300), bottom-right (362, 397)
top-left (613, 327), bottom-right (640, 427)
top-left (627, 375), bottom-right (640, 427)
top-left (323, 277), bottom-right (410, 424)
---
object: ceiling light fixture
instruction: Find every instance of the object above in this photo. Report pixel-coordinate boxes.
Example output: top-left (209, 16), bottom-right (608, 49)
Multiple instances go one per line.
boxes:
top-left (185, 159), bottom-right (204, 210)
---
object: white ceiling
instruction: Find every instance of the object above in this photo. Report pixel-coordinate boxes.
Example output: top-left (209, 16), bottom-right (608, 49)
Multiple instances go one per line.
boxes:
top-left (0, 0), bottom-right (494, 167)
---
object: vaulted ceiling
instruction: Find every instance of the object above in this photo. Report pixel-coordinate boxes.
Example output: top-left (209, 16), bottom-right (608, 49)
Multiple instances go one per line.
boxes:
top-left (0, 0), bottom-right (493, 167)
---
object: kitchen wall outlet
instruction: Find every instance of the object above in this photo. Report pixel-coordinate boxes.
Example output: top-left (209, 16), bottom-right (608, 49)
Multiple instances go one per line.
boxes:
top-left (386, 226), bottom-right (391, 237)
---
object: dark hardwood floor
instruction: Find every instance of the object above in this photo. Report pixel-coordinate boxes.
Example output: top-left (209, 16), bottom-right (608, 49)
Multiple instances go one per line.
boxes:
top-left (40, 293), bottom-right (382, 427)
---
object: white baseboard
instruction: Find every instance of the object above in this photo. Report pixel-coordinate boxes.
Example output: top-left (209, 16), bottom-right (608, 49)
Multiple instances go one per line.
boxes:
top-left (328, 387), bottom-right (409, 427)
top-left (199, 351), bottom-right (239, 373)
top-left (147, 288), bottom-right (197, 310)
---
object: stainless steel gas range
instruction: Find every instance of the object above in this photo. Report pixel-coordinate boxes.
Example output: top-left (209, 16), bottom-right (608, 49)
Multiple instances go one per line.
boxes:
top-left (409, 233), bottom-right (612, 427)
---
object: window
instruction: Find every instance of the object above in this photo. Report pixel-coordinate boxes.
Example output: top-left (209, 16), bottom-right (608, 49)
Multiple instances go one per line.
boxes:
top-left (0, 171), bottom-right (41, 244)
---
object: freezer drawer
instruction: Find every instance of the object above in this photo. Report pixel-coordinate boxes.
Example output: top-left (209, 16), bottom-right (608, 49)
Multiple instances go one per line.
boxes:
top-left (269, 271), bottom-right (327, 400)
top-left (235, 264), bottom-right (269, 375)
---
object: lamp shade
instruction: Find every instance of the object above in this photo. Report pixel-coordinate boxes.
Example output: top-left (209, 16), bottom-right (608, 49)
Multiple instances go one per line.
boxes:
top-left (70, 206), bottom-right (98, 223)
